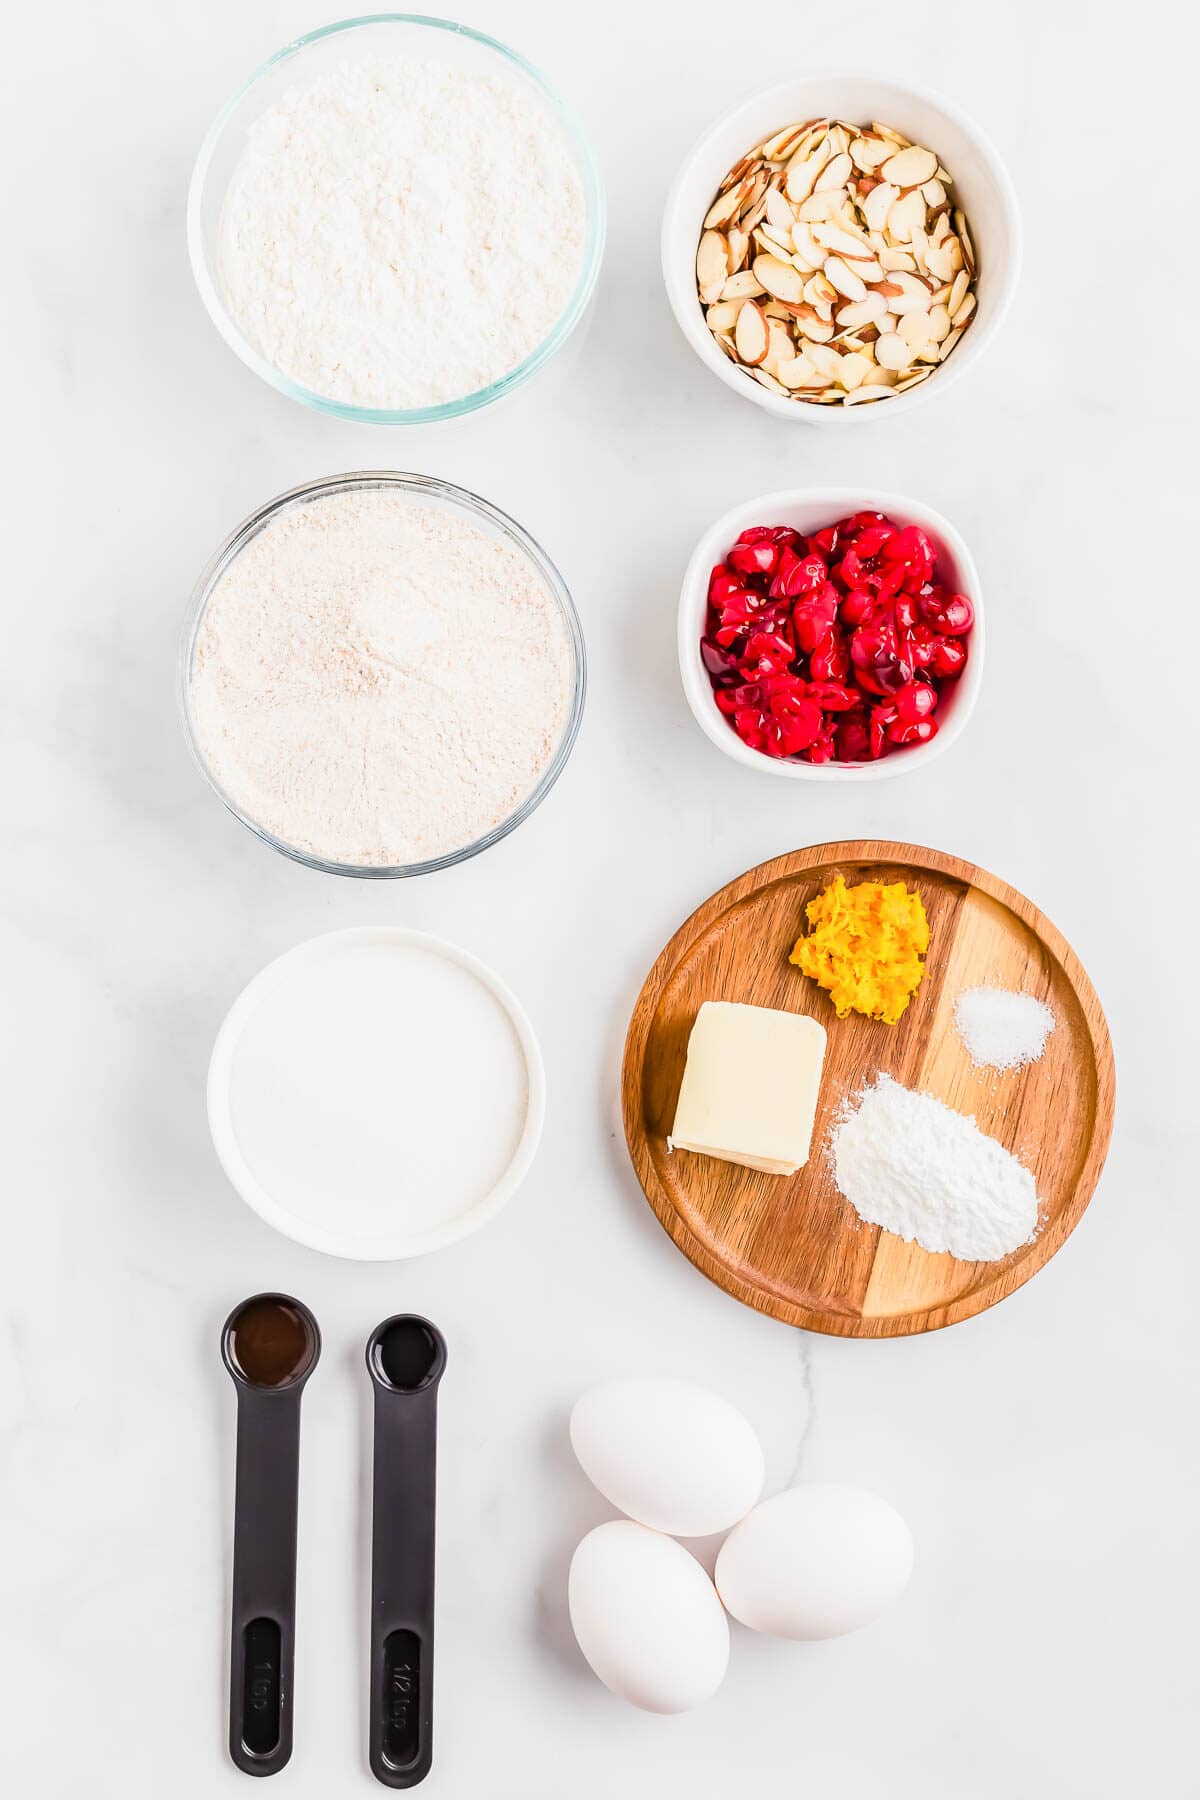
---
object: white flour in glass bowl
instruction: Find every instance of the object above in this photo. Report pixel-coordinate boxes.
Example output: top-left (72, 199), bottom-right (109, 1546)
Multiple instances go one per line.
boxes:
top-left (187, 483), bottom-right (576, 872)
top-left (217, 57), bottom-right (587, 409)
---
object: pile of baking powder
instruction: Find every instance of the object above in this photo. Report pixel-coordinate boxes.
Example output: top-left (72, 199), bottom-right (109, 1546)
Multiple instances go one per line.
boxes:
top-left (218, 57), bottom-right (587, 408)
top-left (830, 1075), bottom-right (1038, 1262)
top-left (189, 488), bottom-right (573, 868)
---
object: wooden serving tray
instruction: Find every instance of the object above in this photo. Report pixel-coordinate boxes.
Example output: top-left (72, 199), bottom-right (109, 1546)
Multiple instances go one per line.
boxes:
top-left (622, 842), bottom-right (1115, 1338)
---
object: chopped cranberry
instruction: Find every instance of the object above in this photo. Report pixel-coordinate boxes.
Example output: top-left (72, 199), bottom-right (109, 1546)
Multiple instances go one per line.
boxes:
top-left (835, 714), bottom-right (871, 761)
top-left (728, 538), bottom-right (780, 578)
top-left (807, 679), bottom-right (859, 711)
top-left (887, 716), bottom-right (939, 746)
top-left (708, 566), bottom-right (744, 605)
top-left (839, 587), bottom-right (875, 627)
top-left (771, 547), bottom-right (828, 600)
top-left (928, 635), bottom-right (968, 678)
top-left (741, 629), bottom-right (795, 677)
top-left (791, 583), bottom-right (840, 652)
top-left (922, 591), bottom-right (975, 635)
top-left (854, 521), bottom-right (897, 559)
top-left (700, 636), bottom-right (740, 679)
top-left (803, 727), bottom-right (838, 764)
top-left (892, 680), bottom-right (938, 724)
top-left (809, 627), bottom-right (850, 682)
top-left (880, 525), bottom-right (935, 590)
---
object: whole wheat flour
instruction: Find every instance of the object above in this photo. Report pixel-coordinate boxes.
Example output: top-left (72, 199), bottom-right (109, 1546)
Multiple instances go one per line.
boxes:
top-left (189, 488), bottom-right (573, 867)
top-left (218, 57), bottom-right (587, 408)
top-left (830, 1074), bottom-right (1039, 1262)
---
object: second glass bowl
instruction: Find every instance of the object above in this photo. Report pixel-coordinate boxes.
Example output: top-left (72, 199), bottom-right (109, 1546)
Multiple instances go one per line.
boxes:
top-left (179, 471), bottom-right (586, 878)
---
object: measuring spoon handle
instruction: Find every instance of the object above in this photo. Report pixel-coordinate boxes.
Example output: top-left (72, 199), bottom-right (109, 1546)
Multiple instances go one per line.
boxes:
top-left (229, 1386), bottom-right (304, 1776)
top-left (369, 1380), bottom-right (440, 1787)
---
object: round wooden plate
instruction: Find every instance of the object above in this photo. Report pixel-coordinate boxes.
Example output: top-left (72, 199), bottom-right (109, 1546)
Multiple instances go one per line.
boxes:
top-left (622, 841), bottom-right (1115, 1338)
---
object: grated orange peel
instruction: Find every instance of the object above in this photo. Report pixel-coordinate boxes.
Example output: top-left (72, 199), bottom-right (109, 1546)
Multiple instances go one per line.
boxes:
top-left (789, 875), bottom-right (929, 1025)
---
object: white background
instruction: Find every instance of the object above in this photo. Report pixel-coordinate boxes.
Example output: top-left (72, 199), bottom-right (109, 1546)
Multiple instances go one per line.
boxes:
top-left (3, 2), bottom-right (1198, 1795)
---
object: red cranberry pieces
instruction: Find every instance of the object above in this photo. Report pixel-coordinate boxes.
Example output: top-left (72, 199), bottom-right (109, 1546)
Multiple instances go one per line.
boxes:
top-left (701, 511), bottom-right (973, 764)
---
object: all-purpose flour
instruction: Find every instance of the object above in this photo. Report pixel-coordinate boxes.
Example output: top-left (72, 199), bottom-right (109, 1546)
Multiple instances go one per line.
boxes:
top-left (218, 57), bottom-right (587, 408)
top-left (189, 487), bottom-right (573, 868)
top-left (830, 1075), bottom-right (1039, 1262)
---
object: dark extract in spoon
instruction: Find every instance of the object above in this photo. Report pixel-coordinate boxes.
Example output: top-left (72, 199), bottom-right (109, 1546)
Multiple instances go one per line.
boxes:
top-left (228, 1296), bottom-right (316, 1389)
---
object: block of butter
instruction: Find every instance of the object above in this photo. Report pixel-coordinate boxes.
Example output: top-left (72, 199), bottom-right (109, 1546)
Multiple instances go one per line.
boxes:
top-left (670, 1000), bottom-right (827, 1176)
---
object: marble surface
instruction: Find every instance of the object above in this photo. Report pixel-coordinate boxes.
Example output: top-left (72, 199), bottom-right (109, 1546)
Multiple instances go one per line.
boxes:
top-left (3, 1), bottom-right (1197, 1794)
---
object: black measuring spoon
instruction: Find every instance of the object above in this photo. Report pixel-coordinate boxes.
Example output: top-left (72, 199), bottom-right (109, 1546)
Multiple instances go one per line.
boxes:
top-left (365, 1314), bottom-right (448, 1789)
top-left (221, 1293), bottom-right (321, 1777)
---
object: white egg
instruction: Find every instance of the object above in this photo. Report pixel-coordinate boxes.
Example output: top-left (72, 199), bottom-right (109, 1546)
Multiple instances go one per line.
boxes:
top-left (569, 1376), bottom-right (765, 1536)
top-left (568, 1520), bottom-right (730, 1712)
top-left (715, 1483), bottom-right (913, 1640)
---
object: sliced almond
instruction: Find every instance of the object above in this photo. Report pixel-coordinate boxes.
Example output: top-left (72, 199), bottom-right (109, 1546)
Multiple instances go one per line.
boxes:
top-left (765, 185), bottom-right (797, 234)
top-left (796, 190), bottom-right (839, 223)
top-left (886, 189), bottom-right (928, 245)
top-left (765, 318), bottom-right (794, 368)
top-left (921, 178), bottom-right (947, 208)
top-left (880, 144), bottom-right (938, 187)
top-left (823, 255), bottom-right (867, 301)
top-left (727, 227), bottom-right (749, 272)
top-left (751, 366), bottom-right (788, 395)
top-left (950, 290), bottom-right (976, 327)
top-left (862, 182), bottom-right (900, 235)
top-left (705, 300), bottom-right (741, 334)
top-left (793, 304), bottom-right (835, 343)
top-left (804, 270), bottom-right (837, 307)
top-left (734, 299), bottom-right (770, 366)
top-left (697, 230), bottom-right (730, 302)
top-left (899, 308), bottom-right (935, 348)
top-left (814, 151), bottom-right (853, 192)
top-left (812, 221), bottom-right (874, 259)
top-left (806, 342), bottom-right (843, 381)
top-left (755, 224), bottom-right (797, 261)
top-left (720, 270), bottom-right (765, 301)
top-left (785, 140), bottom-right (831, 204)
top-left (838, 352), bottom-right (873, 391)
top-left (878, 245), bottom-right (918, 272)
top-left (875, 332), bottom-right (916, 370)
top-left (849, 133), bottom-right (892, 172)
top-left (939, 325), bottom-right (964, 360)
top-left (703, 188), bottom-right (743, 231)
top-left (926, 303), bottom-right (952, 343)
top-left (753, 252), bottom-right (805, 303)
top-left (843, 383), bottom-right (895, 404)
top-left (947, 269), bottom-right (970, 317)
top-left (775, 352), bottom-right (823, 389)
top-left (895, 366), bottom-right (934, 392)
top-left (790, 223), bottom-right (826, 271)
top-left (760, 122), bottom-right (813, 162)
top-left (835, 291), bottom-right (887, 330)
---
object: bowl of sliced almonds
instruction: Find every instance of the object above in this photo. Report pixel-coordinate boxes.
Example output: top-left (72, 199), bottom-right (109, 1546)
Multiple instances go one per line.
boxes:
top-left (663, 76), bottom-right (1020, 421)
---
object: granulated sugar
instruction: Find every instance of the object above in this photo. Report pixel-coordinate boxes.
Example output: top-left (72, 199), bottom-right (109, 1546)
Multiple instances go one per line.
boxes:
top-left (954, 986), bottom-right (1056, 1072)
top-left (189, 488), bottom-right (573, 868)
top-left (830, 1074), bottom-right (1038, 1262)
top-left (218, 57), bottom-right (587, 408)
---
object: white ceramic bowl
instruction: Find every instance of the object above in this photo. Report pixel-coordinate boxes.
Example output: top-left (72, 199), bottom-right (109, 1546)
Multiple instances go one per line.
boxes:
top-left (662, 75), bottom-right (1021, 425)
top-left (678, 488), bottom-right (984, 781)
top-left (208, 927), bottom-right (546, 1260)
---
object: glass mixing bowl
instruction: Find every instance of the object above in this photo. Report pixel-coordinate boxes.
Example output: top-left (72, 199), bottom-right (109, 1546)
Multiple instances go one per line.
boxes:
top-left (179, 471), bottom-right (587, 877)
top-left (187, 15), bottom-right (606, 423)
